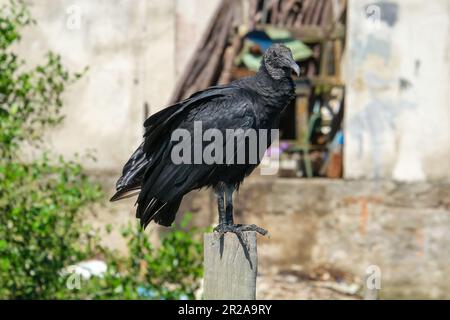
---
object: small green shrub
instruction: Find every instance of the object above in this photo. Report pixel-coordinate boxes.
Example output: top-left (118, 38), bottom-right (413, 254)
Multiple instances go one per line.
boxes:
top-left (0, 0), bottom-right (101, 299)
top-left (0, 0), bottom-right (204, 300)
top-left (67, 214), bottom-right (203, 300)
top-left (0, 155), bottom-right (102, 299)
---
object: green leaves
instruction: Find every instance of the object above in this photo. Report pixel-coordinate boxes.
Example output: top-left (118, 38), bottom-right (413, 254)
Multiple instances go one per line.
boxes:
top-left (0, 1), bottom-right (86, 157)
top-left (70, 216), bottom-right (204, 300)
top-left (0, 3), bottom-right (84, 158)
top-left (0, 0), bottom-right (204, 300)
top-left (1, 157), bottom-right (203, 300)
top-left (0, 0), bottom-right (102, 299)
top-left (0, 156), bottom-right (103, 298)
top-left (0, 50), bottom-right (84, 157)
top-left (0, 0), bottom-right (34, 50)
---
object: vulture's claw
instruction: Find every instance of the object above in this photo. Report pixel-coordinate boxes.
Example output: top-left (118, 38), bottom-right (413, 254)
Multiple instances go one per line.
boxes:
top-left (213, 223), bottom-right (269, 237)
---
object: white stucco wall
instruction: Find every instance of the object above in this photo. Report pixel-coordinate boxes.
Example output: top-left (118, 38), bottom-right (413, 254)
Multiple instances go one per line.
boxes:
top-left (344, 0), bottom-right (450, 181)
top-left (8, 0), bottom-right (219, 172)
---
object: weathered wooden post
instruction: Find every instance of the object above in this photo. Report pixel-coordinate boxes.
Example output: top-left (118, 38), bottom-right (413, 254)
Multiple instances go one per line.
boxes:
top-left (203, 231), bottom-right (257, 299)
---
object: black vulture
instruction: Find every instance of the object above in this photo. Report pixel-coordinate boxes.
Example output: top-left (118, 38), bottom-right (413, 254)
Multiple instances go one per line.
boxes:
top-left (111, 44), bottom-right (299, 237)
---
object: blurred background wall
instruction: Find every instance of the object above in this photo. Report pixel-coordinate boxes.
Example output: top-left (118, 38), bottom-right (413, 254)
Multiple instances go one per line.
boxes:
top-left (345, 0), bottom-right (450, 182)
top-left (10, 0), bottom-right (220, 172)
top-left (11, 0), bottom-right (449, 182)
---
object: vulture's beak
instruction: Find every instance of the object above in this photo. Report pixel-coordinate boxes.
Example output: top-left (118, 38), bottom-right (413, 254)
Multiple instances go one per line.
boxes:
top-left (290, 59), bottom-right (300, 77)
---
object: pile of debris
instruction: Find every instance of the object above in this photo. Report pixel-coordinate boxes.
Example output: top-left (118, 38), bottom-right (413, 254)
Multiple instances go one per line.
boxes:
top-left (171, 0), bottom-right (346, 102)
top-left (171, 0), bottom-right (346, 179)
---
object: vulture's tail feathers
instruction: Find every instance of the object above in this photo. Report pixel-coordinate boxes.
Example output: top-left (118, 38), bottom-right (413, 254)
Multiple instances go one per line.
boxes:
top-left (110, 186), bottom-right (140, 202)
top-left (139, 196), bottom-right (183, 228)
top-left (110, 143), bottom-right (148, 202)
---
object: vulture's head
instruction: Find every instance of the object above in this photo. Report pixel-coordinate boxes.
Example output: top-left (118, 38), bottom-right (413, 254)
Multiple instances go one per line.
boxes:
top-left (263, 43), bottom-right (300, 80)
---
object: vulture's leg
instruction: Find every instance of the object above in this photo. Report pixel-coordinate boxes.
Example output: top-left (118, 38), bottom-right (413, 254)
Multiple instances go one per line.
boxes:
top-left (224, 184), bottom-right (234, 225)
top-left (214, 185), bottom-right (226, 224)
top-left (214, 184), bottom-right (268, 237)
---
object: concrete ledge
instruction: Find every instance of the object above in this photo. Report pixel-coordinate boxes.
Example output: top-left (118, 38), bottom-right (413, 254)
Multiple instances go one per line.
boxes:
top-left (182, 177), bottom-right (450, 299)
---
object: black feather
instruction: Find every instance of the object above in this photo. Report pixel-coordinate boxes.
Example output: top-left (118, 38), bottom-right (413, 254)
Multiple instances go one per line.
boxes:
top-left (112, 44), bottom-right (297, 228)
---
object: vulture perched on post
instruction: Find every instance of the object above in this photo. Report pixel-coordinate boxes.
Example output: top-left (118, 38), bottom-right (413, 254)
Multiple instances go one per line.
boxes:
top-left (111, 44), bottom-right (299, 237)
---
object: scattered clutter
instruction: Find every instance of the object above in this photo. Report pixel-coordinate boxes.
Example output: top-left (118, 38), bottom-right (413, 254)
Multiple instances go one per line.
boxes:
top-left (258, 264), bottom-right (361, 299)
top-left (61, 260), bottom-right (107, 280)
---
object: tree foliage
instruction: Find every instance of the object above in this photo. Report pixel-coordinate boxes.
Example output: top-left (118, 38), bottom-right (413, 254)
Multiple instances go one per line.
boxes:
top-left (0, 0), bottom-right (203, 299)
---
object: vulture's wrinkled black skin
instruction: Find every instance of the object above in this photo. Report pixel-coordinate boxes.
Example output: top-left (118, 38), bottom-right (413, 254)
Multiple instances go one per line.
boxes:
top-left (111, 44), bottom-right (299, 238)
